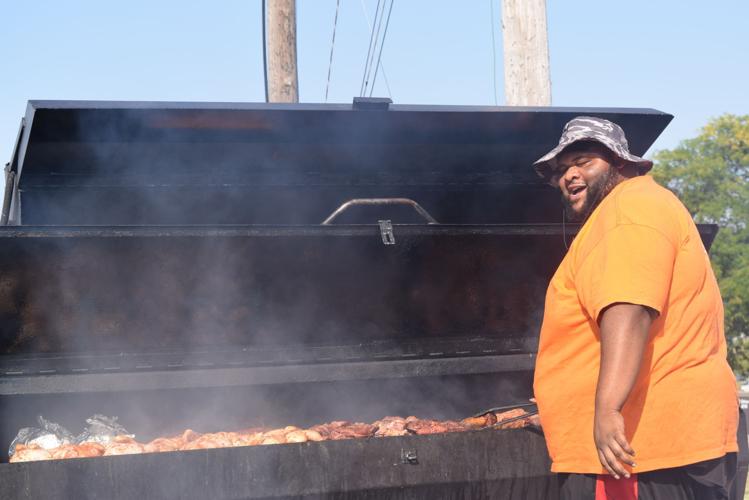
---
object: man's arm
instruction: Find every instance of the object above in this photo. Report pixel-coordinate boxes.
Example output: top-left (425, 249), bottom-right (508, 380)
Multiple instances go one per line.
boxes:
top-left (594, 302), bottom-right (655, 479)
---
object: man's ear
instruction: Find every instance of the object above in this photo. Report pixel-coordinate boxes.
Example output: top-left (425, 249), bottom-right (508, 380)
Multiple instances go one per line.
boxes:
top-left (616, 160), bottom-right (639, 177)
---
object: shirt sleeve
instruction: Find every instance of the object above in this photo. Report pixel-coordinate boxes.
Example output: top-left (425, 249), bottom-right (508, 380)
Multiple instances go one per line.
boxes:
top-left (575, 223), bottom-right (678, 323)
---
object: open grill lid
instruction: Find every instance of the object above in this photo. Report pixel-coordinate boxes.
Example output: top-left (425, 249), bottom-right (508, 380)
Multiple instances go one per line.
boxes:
top-left (1, 101), bottom-right (710, 380)
top-left (7, 100), bottom-right (674, 225)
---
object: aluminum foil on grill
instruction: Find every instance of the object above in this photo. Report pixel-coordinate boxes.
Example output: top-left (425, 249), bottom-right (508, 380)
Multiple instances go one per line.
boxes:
top-left (75, 414), bottom-right (134, 444)
top-left (8, 416), bottom-right (75, 457)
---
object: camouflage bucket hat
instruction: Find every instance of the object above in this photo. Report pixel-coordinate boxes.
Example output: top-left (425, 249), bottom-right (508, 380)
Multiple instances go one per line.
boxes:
top-left (533, 116), bottom-right (653, 181)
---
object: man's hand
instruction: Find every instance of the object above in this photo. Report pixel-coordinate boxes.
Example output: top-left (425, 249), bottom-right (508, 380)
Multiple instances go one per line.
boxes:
top-left (594, 408), bottom-right (635, 479)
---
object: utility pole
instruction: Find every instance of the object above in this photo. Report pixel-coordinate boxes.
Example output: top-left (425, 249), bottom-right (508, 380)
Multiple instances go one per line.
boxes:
top-left (500, 0), bottom-right (551, 106)
top-left (264, 0), bottom-right (299, 103)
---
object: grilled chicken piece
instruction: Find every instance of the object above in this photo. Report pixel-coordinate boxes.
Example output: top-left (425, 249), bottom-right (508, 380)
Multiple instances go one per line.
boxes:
top-left (232, 432), bottom-right (265, 447)
top-left (181, 429), bottom-right (201, 443)
top-left (76, 442), bottom-right (106, 457)
top-left (50, 442), bottom-right (106, 459)
top-left (9, 444), bottom-right (53, 463)
top-left (308, 421), bottom-right (374, 440)
top-left (55, 446), bottom-right (82, 459)
top-left (494, 408), bottom-right (531, 429)
top-left (307, 424), bottom-right (333, 440)
top-left (285, 430), bottom-right (308, 443)
top-left (112, 435), bottom-right (138, 444)
top-left (260, 429), bottom-right (289, 444)
top-left (527, 414), bottom-right (541, 427)
top-left (236, 427), bottom-right (267, 435)
top-left (461, 412), bottom-right (498, 429)
top-left (373, 416), bottom-right (409, 437)
top-left (303, 429), bottom-right (324, 442)
top-left (144, 437), bottom-right (183, 453)
top-left (180, 432), bottom-right (237, 450)
top-left (51, 445), bottom-right (84, 460)
top-left (328, 423), bottom-right (375, 440)
top-left (404, 417), bottom-right (467, 435)
top-left (103, 440), bottom-right (145, 456)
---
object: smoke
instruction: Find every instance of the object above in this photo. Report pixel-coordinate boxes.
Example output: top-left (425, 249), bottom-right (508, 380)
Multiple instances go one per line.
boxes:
top-left (0, 104), bottom-right (562, 455)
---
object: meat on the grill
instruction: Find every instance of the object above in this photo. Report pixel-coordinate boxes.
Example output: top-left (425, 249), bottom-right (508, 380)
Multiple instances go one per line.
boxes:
top-left (233, 432), bottom-right (265, 447)
top-left (9, 444), bottom-right (53, 463)
top-left (51, 442), bottom-right (105, 459)
top-left (303, 429), bottom-right (324, 442)
top-left (330, 423), bottom-right (376, 440)
top-left (103, 436), bottom-right (145, 456)
top-left (404, 417), bottom-right (468, 435)
top-left (373, 416), bottom-right (409, 437)
top-left (461, 412), bottom-right (498, 429)
top-left (494, 408), bottom-right (532, 429)
top-left (285, 430), bottom-right (309, 443)
top-left (181, 432), bottom-right (237, 450)
top-left (309, 421), bottom-right (375, 441)
top-left (9, 408), bottom-right (536, 463)
top-left (144, 437), bottom-right (183, 453)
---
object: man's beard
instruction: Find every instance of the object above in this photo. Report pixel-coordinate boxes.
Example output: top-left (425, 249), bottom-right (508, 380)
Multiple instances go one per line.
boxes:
top-left (562, 166), bottom-right (620, 223)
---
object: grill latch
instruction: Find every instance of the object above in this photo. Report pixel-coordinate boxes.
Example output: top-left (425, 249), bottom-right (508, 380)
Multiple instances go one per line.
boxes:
top-left (401, 448), bottom-right (419, 465)
top-left (378, 220), bottom-right (395, 245)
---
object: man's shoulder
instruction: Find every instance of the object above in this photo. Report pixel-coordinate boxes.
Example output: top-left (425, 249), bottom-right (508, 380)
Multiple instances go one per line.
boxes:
top-left (614, 176), bottom-right (681, 212)
top-left (580, 176), bottom-right (687, 252)
top-left (609, 176), bottom-right (688, 235)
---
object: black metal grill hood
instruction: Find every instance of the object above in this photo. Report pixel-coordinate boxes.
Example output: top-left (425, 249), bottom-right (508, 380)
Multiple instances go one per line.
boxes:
top-left (8, 100), bottom-right (674, 225)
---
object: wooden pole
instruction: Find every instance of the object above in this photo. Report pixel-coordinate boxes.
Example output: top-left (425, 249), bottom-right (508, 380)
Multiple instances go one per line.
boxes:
top-left (265, 0), bottom-right (299, 103)
top-left (500, 0), bottom-right (551, 106)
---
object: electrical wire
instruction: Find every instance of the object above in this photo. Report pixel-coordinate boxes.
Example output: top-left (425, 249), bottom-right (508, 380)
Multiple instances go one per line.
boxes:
top-left (360, 0), bottom-right (383, 96)
top-left (363, 0), bottom-right (386, 96)
top-left (262, 0), bottom-right (269, 102)
top-left (359, 0), bottom-right (393, 98)
top-left (368, 0), bottom-right (394, 97)
top-left (362, 0), bottom-right (387, 97)
top-left (562, 207), bottom-right (569, 250)
top-left (325, 0), bottom-right (342, 102)
top-left (489, 0), bottom-right (498, 105)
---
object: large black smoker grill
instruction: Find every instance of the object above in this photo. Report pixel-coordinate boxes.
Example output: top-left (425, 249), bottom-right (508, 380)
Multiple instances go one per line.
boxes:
top-left (0, 101), bottom-right (724, 499)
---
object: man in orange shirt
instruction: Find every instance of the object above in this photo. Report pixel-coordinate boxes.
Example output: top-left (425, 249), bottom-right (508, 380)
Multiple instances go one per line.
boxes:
top-left (532, 117), bottom-right (740, 499)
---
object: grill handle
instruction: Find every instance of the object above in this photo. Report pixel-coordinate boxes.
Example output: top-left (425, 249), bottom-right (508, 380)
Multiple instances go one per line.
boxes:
top-left (321, 198), bottom-right (439, 225)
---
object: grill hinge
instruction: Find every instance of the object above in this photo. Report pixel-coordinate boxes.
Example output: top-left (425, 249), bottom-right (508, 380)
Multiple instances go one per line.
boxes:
top-left (378, 220), bottom-right (395, 245)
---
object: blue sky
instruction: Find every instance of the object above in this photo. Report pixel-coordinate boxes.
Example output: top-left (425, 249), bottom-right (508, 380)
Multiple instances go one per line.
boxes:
top-left (1, 0), bottom-right (747, 175)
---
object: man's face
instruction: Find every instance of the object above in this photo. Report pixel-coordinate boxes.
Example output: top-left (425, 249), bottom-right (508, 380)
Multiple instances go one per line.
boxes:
top-left (552, 145), bottom-right (620, 222)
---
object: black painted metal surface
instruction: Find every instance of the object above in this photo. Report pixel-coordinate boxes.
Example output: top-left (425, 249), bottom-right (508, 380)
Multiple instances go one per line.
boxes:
top-left (0, 227), bottom-right (564, 357)
top-left (0, 428), bottom-right (559, 500)
top-left (5, 101), bottom-right (673, 226)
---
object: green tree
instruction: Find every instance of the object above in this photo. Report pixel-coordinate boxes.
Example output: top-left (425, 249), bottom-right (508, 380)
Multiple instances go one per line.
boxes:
top-left (652, 114), bottom-right (749, 375)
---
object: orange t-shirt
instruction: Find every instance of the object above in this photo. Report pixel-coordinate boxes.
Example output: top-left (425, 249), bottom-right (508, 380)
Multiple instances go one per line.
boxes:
top-left (533, 175), bottom-right (738, 474)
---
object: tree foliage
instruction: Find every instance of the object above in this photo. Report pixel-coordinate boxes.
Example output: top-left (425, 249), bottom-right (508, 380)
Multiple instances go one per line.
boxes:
top-left (652, 114), bottom-right (749, 375)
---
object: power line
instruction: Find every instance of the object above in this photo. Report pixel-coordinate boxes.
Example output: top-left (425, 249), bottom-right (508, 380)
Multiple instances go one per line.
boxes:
top-left (359, 0), bottom-right (383, 96)
top-left (262, 0), bottom-right (268, 102)
top-left (489, 0), bottom-right (498, 105)
top-left (325, 0), bottom-right (341, 102)
top-left (363, 0), bottom-right (386, 96)
top-left (369, 0), bottom-right (394, 97)
top-left (359, 0), bottom-right (393, 98)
